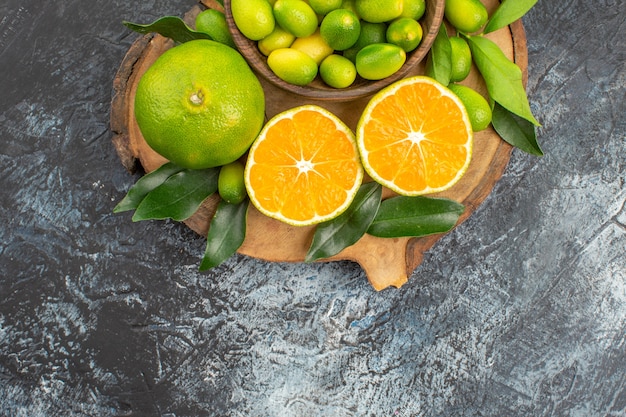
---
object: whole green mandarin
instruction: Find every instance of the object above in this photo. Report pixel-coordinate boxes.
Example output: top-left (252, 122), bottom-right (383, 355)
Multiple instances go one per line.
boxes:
top-left (134, 40), bottom-right (265, 169)
top-left (400, 0), bottom-right (426, 20)
top-left (258, 26), bottom-right (296, 56)
top-left (195, 9), bottom-right (236, 48)
top-left (341, 0), bottom-right (360, 17)
top-left (448, 83), bottom-right (492, 131)
top-left (231, 0), bottom-right (275, 40)
top-left (320, 54), bottom-right (357, 88)
top-left (267, 48), bottom-right (318, 85)
top-left (218, 160), bottom-right (247, 204)
top-left (386, 17), bottom-right (423, 52)
top-left (320, 9), bottom-right (361, 51)
top-left (342, 21), bottom-right (387, 61)
top-left (449, 36), bottom-right (472, 82)
top-left (356, 43), bottom-right (406, 80)
top-left (355, 0), bottom-right (403, 23)
top-left (309, 0), bottom-right (343, 15)
top-left (273, 0), bottom-right (318, 38)
top-left (444, 0), bottom-right (488, 33)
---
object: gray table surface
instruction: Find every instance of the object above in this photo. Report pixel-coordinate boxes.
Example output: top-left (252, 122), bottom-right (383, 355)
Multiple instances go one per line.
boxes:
top-left (1, 0), bottom-right (625, 416)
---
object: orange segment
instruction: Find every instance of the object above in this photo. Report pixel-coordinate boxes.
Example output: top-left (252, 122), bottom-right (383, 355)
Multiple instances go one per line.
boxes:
top-left (245, 105), bottom-right (364, 226)
top-left (357, 76), bottom-right (473, 196)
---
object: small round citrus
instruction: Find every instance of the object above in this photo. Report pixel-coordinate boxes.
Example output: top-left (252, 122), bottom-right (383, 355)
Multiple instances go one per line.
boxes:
top-left (386, 17), bottom-right (423, 52)
top-left (357, 76), bottom-right (473, 196)
top-left (342, 21), bottom-right (387, 62)
top-left (267, 48), bottom-right (318, 85)
top-left (195, 9), bottom-right (236, 48)
top-left (320, 54), bottom-right (357, 88)
top-left (448, 83), bottom-right (492, 132)
top-left (308, 0), bottom-right (343, 15)
top-left (218, 160), bottom-right (247, 204)
top-left (320, 9), bottom-right (361, 51)
top-left (258, 26), bottom-right (296, 55)
top-left (273, 0), bottom-right (319, 38)
top-left (245, 105), bottom-right (364, 226)
top-left (134, 40), bottom-right (265, 170)
top-left (231, 0), bottom-right (275, 40)
top-left (340, 0), bottom-right (360, 17)
top-left (355, 0), bottom-right (403, 23)
top-left (449, 36), bottom-right (472, 82)
top-left (400, 0), bottom-right (426, 20)
top-left (290, 30), bottom-right (334, 64)
top-left (356, 43), bottom-right (406, 80)
top-left (444, 0), bottom-right (488, 34)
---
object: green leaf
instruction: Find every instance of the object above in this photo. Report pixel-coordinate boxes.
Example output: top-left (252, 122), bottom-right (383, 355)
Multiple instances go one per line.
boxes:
top-left (484, 0), bottom-right (539, 34)
top-left (466, 35), bottom-right (540, 126)
top-left (367, 196), bottom-right (465, 238)
top-left (132, 168), bottom-right (219, 222)
top-left (305, 182), bottom-right (382, 263)
top-left (200, 199), bottom-right (249, 271)
top-left (425, 24), bottom-right (452, 86)
top-left (113, 162), bottom-right (185, 213)
top-left (492, 102), bottom-right (543, 156)
top-left (123, 16), bottom-right (213, 43)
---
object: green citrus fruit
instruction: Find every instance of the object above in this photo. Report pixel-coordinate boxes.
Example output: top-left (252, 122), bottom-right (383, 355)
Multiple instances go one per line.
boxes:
top-left (195, 9), bottom-right (236, 49)
top-left (267, 48), bottom-right (318, 85)
top-left (355, 0), bottom-right (403, 23)
top-left (320, 9), bottom-right (361, 51)
top-left (356, 43), bottom-right (406, 80)
top-left (449, 36), bottom-right (472, 82)
top-left (290, 29), bottom-right (334, 64)
top-left (448, 83), bottom-right (492, 131)
top-left (341, 0), bottom-right (360, 17)
top-left (308, 0), bottom-right (343, 15)
top-left (134, 40), bottom-right (265, 169)
top-left (400, 0), bottom-right (426, 20)
top-left (342, 21), bottom-right (387, 61)
top-left (386, 17), bottom-right (423, 52)
top-left (444, 0), bottom-right (488, 33)
top-left (218, 160), bottom-right (247, 204)
top-left (320, 54), bottom-right (357, 88)
top-left (273, 0), bottom-right (319, 38)
top-left (231, 0), bottom-right (275, 40)
top-left (258, 26), bottom-right (296, 55)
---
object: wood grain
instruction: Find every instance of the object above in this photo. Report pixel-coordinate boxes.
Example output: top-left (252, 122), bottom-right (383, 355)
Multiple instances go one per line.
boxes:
top-left (110, 0), bottom-right (528, 290)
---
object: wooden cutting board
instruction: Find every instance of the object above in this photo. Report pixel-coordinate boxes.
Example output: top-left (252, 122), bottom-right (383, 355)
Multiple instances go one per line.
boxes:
top-left (110, 0), bottom-right (528, 291)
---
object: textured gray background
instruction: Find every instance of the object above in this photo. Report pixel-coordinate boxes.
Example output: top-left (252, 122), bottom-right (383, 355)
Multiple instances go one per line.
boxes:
top-left (1, 0), bottom-right (625, 416)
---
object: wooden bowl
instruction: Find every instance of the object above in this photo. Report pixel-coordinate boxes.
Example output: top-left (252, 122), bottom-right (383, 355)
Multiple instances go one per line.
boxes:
top-left (222, 0), bottom-right (445, 101)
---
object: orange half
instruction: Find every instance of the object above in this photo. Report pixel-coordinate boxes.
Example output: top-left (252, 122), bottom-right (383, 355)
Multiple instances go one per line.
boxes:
top-left (357, 76), bottom-right (473, 196)
top-left (245, 105), bottom-right (364, 226)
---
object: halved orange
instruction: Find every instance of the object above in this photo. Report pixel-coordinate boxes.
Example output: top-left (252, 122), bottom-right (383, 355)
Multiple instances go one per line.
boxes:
top-left (356, 76), bottom-right (473, 196)
top-left (245, 105), bottom-right (364, 226)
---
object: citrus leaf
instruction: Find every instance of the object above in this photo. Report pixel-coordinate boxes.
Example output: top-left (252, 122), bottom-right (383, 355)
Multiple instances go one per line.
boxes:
top-left (132, 168), bottom-right (219, 222)
top-left (305, 182), bottom-right (382, 263)
top-left (466, 35), bottom-right (540, 126)
top-left (200, 199), bottom-right (249, 271)
top-left (484, 0), bottom-right (539, 34)
top-left (123, 16), bottom-right (213, 43)
top-left (425, 24), bottom-right (452, 86)
top-left (492, 102), bottom-right (543, 156)
top-left (113, 162), bottom-right (185, 213)
top-left (367, 196), bottom-right (465, 238)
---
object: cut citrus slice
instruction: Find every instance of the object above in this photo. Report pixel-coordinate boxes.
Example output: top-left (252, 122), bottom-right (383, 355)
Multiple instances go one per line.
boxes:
top-left (356, 76), bottom-right (473, 196)
top-left (245, 105), bottom-right (364, 226)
